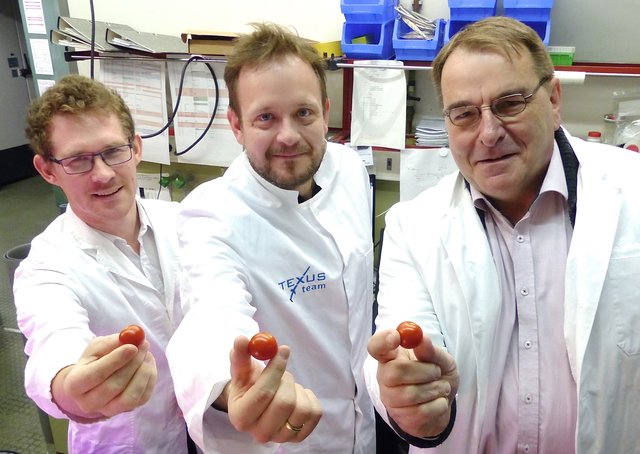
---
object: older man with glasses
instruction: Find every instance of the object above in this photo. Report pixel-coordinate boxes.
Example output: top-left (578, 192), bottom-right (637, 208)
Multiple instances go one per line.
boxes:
top-left (365, 16), bottom-right (640, 454)
top-left (13, 74), bottom-right (193, 453)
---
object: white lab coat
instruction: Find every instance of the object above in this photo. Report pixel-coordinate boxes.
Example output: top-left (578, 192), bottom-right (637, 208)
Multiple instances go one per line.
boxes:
top-left (14, 199), bottom-right (187, 453)
top-left (167, 142), bottom-right (376, 454)
top-left (365, 131), bottom-right (640, 453)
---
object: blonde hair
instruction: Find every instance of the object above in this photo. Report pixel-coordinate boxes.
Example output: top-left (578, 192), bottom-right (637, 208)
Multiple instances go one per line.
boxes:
top-left (224, 22), bottom-right (327, 119)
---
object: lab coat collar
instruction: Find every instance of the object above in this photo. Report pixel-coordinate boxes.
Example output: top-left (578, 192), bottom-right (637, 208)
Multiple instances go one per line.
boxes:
top-left (63, 199), bottom-right (156, 289)
top-left (563, 134), bottom-right (622, 382)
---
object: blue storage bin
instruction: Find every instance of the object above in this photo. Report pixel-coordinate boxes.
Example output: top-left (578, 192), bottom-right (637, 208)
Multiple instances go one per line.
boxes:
top-left (504, 0), bottom-right (553, 21)
top-left (504, 0), bottom-right (553, 46)
top-left (445, 0), bottom-right (497, 43)
top-left (341, 0), bottom-right (398, 23)
top-left (341, 20), bottom-right (395, 59)
top-left (448, 0), bottom-right (496, 20)
top-left (392, 18), bottom-right (446, 62)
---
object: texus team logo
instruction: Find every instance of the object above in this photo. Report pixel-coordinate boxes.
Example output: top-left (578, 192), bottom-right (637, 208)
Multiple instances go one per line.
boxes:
top-left (278, 266), bottom-right (326, 302)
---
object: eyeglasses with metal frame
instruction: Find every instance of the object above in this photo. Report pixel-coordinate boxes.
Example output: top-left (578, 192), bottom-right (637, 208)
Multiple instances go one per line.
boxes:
top-left (443, 75), bottom-right (553, 127)
top-left (49, 142), bottom-right (133, 175)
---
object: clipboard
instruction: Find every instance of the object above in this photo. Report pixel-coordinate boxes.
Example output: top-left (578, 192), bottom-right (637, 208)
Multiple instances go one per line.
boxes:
top-left (54, 17), bottom-right (134, 52)
top-left (106, 27), bottom-right (188, 54)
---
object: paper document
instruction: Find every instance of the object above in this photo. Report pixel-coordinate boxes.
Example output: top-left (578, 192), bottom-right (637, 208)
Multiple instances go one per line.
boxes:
top-left (415, 117), bottom-right (448, 147)
top-left (167, 60), bottom-right (242, 166)
top-left (400, 147), bottom-right (458, 201)
top-left (350, 60), bottom-right (406, 150)
top-left (23, 0), bottom-right (46, 35)
top-left (346, 143), bottom-right (374, 167)
top-left (137, 172), bottom-right (171, 201)
top-left (100, 59), bottom-right (171, 165)
top-left (29, 38), bottom-right (54, 75)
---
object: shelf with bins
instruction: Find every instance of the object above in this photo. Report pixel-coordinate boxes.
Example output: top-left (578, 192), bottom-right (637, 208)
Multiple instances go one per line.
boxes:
top-left (334, 57), bottom-right (640, 143)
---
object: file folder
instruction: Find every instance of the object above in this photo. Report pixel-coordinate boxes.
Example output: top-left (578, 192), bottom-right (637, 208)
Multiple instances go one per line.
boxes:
top-left (106, 27), bottom-right (188, 54)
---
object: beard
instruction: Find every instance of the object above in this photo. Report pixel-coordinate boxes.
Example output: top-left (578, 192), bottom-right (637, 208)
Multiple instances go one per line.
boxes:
top-left (250, 143), bottom-right (324, 191)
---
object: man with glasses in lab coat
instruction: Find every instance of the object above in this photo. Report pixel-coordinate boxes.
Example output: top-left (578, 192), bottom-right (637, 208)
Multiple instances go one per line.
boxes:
top-left (14, 74), bottom-right (190, 453)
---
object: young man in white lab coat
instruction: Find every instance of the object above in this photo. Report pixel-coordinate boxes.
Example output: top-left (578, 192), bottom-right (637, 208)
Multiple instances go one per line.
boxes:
top-left (366, 16), bottom-right (640, 453)
top-left (167, 23), bottom-right (376, 453)
top-left (14, 75), bottom-right (189, 453)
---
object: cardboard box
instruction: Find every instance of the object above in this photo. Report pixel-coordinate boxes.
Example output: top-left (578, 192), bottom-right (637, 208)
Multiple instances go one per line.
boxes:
top-left (181, 31), bottom-right (342, 60)
top-left (181, 31), bottom-right (238, 56)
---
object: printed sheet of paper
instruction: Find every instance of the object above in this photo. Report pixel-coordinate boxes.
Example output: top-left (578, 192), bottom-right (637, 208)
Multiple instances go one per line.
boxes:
top-left (167, 60), bottom-right (242, 167)
top-left (345, 143), bottom-right (374, 166)
top-left (22, 0), bottom-right (46, 35)
top-left (36, 78), bottom-right (55, 95)
top-left (100, 59), bottom-right (170, 165)
top-left (137, 172), bottom-right (171, 201)
top-left (400, 147), bottom-right (458, 201)
top-left (29, 38), bottom-right (54, 75)
top-left (350, 60), bottom-right (406, 150)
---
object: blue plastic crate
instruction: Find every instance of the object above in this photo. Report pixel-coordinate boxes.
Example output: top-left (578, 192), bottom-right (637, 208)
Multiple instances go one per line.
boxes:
top-left (448, 0), bottom-right (496, 20)
top-left (392, 18), bottom-right (446, 62)
top-left (504, 0), bottom-right (553, 21)
top-left (504, 0), bottom-right (553, 45)
top-left (520, 19), bottom-right (551, 46)
top-left (340, 0), bottom-right (398, 23)
top-left (445, 0), bottom-right (497, 43)
top-left (341, 20), bottom-right (395, 59)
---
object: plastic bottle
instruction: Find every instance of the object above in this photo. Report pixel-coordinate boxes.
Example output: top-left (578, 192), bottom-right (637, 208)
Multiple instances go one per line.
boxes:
top-left (586, 131), bottom-right (602, 143)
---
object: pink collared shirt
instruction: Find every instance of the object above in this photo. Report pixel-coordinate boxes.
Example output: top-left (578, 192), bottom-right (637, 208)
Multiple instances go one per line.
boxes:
top-left (470, 145), bottom-right (577, 454)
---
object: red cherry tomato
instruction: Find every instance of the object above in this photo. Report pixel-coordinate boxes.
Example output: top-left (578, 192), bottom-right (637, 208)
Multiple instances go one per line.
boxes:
top-left (248, 332), bottom-right (278, 361)
top-left (397, 321), bottom-right (423, 349)
top-left (119, 324), bottom-right (145, 347)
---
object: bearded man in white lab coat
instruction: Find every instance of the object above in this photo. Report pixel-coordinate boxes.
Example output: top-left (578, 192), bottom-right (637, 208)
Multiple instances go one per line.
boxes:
top-left (166, 23), bottom-right (376, 453)
top-left (366, 17), bottom-right (640, 454)
top-left (14, 74), bottom-right (190, 453)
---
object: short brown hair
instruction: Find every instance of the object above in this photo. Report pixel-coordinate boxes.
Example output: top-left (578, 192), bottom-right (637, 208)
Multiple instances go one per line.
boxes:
top-left (223, 22), bottom-right (327, 119)
top-left (431, 16), bottom-right (554, 106)
top-left (25, 74), bottom-right (135, 158)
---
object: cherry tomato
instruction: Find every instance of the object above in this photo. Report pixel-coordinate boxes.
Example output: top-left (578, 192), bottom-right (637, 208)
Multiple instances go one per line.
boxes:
top-left (248, 332), bottom-right (278, 361)
top-left (119, 324), bottom-right (145, 347)
top-left (397, 321), bottom-right (423, 349)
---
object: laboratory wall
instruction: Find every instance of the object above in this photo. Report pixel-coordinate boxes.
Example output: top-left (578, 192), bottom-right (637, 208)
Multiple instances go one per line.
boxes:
top-left (63, 0), bottom-right (640, 139)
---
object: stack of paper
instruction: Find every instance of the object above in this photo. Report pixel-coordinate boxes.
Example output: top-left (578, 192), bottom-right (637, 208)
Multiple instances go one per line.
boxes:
top-left (415, 117), bottom-right (448, 147)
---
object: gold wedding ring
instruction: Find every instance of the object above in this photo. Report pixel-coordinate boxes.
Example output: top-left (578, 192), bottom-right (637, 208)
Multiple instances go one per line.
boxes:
top-left (285, 420), bottom-right (304, 434)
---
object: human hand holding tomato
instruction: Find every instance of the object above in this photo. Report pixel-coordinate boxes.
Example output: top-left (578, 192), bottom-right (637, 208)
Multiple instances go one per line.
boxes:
top-left (248, 332), bottom-right (278, 360)
top-left (397, 321), bottom-right (423, 349)
top-left (50, 329), bottom-right (157, 422)
top-left (367, 322), bottom-right (459, 439)
top-left (215, 333), bottom-right (322, 444)
top-left (119, 324), bottom-right (145, 346)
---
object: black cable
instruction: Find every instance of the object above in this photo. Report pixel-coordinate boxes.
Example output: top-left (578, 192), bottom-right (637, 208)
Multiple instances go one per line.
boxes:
top-left (156, 163), bottom-right (163, 200)
top-left (89, 0), bottom-right (95, 79)
top-left (141, 56), bottom-right (219, 156)
top-left (174, 58), bottom-right (219, 156)
top-left (84, 7), bottom-right (218, 157)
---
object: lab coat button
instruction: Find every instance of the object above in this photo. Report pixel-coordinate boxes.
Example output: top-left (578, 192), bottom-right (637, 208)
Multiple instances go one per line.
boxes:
top-left (524, 340), bottom-right (532, 349)
top-left (520, 288), bottom-right (529, 296)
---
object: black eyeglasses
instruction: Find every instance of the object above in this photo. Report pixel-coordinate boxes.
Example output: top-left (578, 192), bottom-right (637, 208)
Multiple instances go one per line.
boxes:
top-left (49, 142), bottom-right (133, 175)
top-left (444, 75), bottom-right (553, 127)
